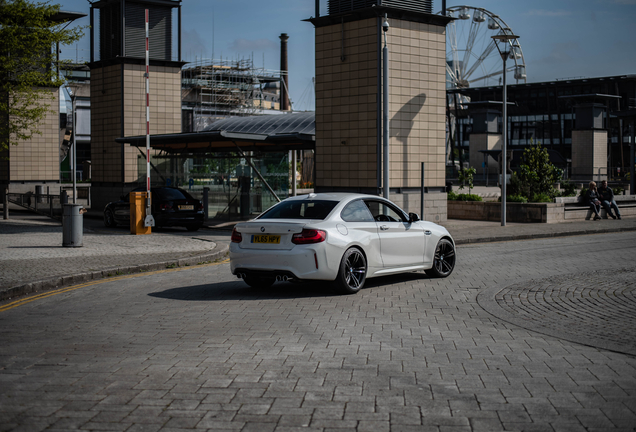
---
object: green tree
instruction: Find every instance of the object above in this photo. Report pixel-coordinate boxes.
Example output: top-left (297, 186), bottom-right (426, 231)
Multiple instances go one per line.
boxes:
top-left (1, 0), bottom-right (84, 151)
top-left (457, 167), bottom-right (476, 194)
top-left (509, 143), bottom-right (563, 201)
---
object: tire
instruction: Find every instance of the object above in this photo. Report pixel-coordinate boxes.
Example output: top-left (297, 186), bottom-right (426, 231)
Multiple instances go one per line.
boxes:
top-left (186, 224), bottom-right (201, 232)
top-left (243, 275), bottom-right (275, 289)
top-left (334, 247), bottom-right (367, 294)
top-left (426, 238), bottom-right (456, 278)
top-left (104, 209), bottom-right (116, 227)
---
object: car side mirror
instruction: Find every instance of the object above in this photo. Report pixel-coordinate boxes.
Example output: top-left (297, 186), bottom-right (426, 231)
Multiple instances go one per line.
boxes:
top-left (408, 212), bottom-right (420, 222)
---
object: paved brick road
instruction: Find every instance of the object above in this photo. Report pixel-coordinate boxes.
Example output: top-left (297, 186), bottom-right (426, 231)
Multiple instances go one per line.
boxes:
top-left (0, 232), bottom-right (635, 431)
top-left (479, 268), bottom-right (636, 356)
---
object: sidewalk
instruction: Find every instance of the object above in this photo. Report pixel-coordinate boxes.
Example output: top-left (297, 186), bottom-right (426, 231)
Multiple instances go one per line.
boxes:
top-left (1, 209), bottom-right (635, 301)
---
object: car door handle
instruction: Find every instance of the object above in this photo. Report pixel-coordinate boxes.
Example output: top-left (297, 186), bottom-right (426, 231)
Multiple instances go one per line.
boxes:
top-left (380, 225), bottom-right (389, 230)
top-left (425, 230), bottom-right (432, 235)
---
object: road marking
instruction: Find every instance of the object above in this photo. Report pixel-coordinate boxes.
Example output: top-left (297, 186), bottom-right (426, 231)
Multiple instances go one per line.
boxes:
top-left (0, 258), bottom-right (230, 313)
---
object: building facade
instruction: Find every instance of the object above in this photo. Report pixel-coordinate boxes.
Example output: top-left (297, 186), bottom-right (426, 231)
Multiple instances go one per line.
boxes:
top-left (309, 0), bottom-right (451, 221)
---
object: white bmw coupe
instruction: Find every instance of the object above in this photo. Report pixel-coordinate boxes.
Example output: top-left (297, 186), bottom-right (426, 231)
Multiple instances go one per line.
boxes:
top-left (230, 193), bottom-right (456, 294)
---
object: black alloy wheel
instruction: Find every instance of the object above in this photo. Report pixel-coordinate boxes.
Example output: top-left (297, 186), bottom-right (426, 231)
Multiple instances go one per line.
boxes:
top-left (335, 247), bottom-right (367, 294)
top-left (426, 238), bottom-right (456, 278)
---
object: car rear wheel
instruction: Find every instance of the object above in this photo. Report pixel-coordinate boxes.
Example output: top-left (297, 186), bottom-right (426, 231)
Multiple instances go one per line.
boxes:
top-left (104, 209), bottom-right (116, 227)
top-left (334, 247), bottom-right (367, 294)
top-left (186, 224), bottom-right (201, 232)
top-left (243, 275), bottom-right (275, 289)
top-left (426, 238), bottom-right (455, 278)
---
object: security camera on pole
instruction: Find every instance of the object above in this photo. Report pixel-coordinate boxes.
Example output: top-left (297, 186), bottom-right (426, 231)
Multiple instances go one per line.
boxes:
top-left (382, 14), bottom-right (390, 200)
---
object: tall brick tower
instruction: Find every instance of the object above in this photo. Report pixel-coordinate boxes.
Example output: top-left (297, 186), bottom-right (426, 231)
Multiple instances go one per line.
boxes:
top-left (308, 1), bottom-right (451, 221)
top-left (89, 0), bottom-right (183, 210)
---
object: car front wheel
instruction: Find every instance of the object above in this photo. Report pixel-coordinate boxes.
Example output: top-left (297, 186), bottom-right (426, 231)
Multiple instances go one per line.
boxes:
top-left (334, 247), bottom-right (367, 294)
top-left (426, 238), bottom-right (456, 278)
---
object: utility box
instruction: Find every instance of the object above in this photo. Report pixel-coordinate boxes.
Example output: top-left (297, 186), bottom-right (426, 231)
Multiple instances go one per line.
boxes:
top-left (130, 192), bottom-right (151, 235)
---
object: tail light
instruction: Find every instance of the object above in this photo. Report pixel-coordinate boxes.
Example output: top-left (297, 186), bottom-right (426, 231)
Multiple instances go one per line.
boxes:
top-left (197, 201), bottom-right (204, 211)
top-left (231, 227), bottom-right (242, 243)
top-left (159, 202), bottom-right (173, 211)
top-left (292, 229), bottom-right (326, 245)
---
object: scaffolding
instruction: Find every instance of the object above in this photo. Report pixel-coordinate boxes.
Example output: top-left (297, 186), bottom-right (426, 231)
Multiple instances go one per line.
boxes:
top-left (181, 57), bottom-right (285, 131)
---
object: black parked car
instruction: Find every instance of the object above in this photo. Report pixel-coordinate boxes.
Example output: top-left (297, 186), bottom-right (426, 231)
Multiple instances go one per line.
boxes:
top-left (103, 187), bottom-right (205, 231)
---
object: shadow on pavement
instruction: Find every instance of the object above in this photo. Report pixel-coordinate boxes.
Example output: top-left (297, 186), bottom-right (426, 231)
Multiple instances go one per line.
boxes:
top-left (148, 272), bottom-right (431, 301)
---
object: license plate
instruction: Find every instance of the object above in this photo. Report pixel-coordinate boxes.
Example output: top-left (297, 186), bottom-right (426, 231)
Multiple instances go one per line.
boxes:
top-left (252, 235), bottom-right (281, 244)
top-left (178, 205), bottom-right (194, 210)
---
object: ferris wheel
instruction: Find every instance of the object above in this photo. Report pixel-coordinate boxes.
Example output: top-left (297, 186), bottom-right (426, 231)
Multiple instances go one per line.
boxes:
top-left (444, 6), bottom-right (527, 89)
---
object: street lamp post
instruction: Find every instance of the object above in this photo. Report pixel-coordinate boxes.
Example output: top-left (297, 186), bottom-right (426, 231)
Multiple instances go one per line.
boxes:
top-left (66, 83), bottom-right (81, 204)
top-left (491, 29), bottom-right (519, 227)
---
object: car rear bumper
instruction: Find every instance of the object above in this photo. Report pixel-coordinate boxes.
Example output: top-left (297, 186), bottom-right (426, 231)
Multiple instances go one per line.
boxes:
top-left (230, 243), bottom-right (339, 281)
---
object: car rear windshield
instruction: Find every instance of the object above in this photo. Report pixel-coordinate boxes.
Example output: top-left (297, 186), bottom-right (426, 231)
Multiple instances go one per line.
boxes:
top-left (259, 200), bottom-right (338, 220)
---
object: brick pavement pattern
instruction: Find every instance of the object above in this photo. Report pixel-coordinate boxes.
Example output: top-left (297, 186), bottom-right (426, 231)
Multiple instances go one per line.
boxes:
top-left (479, 268), bottom-right (636, 356)
top-left (1, 232), bottom-right (635, 431)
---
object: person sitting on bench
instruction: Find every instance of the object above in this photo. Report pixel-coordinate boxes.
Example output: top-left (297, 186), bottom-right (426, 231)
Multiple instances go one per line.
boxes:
top-left (598, 180), bottom-right (621, 220)
top-left (585, 181), bottom-right (602, 221)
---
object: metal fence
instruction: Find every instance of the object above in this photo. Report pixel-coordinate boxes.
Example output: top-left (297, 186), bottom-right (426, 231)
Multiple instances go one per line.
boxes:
top-left (7, 192), bottom-right (65, 220)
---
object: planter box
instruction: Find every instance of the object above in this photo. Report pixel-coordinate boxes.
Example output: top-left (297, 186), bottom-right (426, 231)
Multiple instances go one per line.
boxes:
top-left (449, 195), bottom-right (636, 223)
top-left (448, 201), bottom-right (565, 223)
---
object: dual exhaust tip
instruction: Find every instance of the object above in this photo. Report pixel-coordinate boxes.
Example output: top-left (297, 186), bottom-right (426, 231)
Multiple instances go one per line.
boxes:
top-left (236, 273), bottom-right (292, 282)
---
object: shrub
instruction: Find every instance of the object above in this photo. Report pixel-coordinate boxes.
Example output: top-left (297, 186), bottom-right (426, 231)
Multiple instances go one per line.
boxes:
top-left (560, 180), bottom-right (577, 197)
top-left (506, 194), bottom-right (528, 203)
top-left (513, 143), bottom-right (563, 202)
top-left (530, 192), bottom-right (552, 203)
top-left (448, 191), bottom-right (482, 202)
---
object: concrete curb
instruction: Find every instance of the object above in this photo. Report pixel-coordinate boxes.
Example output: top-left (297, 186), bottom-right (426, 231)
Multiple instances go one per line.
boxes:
top-left (0, 244), bottom-right (229, 302)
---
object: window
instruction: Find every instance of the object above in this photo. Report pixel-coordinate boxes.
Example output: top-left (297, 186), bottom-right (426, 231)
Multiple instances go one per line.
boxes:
top-left (341, 200), bottom-right (374, 222)
top-left (364, 200), bottom-right (407, 223)
top-left (259, 200), bottom-right (338, 220)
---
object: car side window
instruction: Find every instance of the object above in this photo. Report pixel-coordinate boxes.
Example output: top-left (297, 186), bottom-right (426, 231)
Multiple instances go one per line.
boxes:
top-left (364, 200), bottom-right (407, 223)
top-left (341, 200), bottom-right (375, 222)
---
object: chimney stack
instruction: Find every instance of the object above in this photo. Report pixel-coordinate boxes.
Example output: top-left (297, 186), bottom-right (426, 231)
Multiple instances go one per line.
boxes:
top-left (280, 33), bottom-right (290, 111)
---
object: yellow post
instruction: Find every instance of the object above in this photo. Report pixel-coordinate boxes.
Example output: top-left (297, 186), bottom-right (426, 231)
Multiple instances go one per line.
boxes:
top-left (130, 192), bottom-right (152, 235)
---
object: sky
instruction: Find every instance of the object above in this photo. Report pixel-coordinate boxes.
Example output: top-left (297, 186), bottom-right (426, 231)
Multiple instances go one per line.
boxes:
top-left (57, 0), bottom-right (636, 112)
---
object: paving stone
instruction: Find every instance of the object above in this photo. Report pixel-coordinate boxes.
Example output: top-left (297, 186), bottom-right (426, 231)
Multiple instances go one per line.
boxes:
top-left (2, 220), bottom-right (636, 431)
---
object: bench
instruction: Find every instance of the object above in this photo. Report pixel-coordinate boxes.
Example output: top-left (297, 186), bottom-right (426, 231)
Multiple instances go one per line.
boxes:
top-left (558, 195), bottom-right (636, 220)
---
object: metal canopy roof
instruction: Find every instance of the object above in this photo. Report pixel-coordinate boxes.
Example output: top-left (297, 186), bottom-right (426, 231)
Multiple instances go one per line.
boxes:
top-left (116, 112), bottom-right (315, 155)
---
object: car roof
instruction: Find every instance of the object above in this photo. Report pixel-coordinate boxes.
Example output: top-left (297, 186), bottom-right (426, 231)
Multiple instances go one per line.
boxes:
top-left (284, 193), bottom-right (385, 203)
